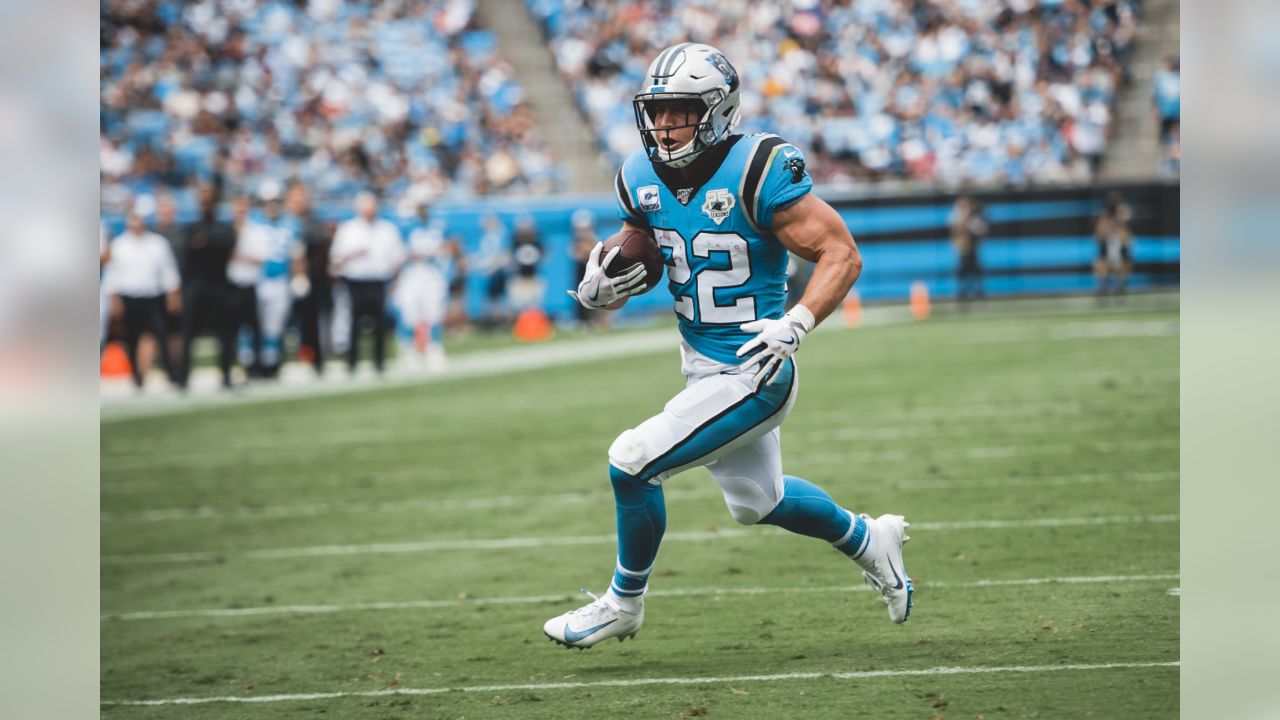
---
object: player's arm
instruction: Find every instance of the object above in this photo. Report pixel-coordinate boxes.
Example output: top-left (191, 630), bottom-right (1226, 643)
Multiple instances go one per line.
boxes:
top-left (772, 193), bottom-right (862, 325)
top-left (742, 156), bottom-right (860, 389)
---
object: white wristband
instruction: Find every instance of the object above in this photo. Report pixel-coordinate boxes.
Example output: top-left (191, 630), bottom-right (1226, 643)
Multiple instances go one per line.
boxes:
top-left (786, 304), bottom-right (816, 333)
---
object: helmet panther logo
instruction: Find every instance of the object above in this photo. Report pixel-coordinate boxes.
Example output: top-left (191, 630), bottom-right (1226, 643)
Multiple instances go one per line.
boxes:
top-left (706, 52), bottom-right (739, 91)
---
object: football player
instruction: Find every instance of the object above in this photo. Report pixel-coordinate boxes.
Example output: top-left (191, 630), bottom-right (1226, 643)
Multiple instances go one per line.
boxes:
top-left (546, 44), bottom-right (913, 649)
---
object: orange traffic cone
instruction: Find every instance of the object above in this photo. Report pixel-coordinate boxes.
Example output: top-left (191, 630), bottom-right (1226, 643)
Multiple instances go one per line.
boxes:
top-left (909, 281), bottom-right (931, 321)
top-left (100, 341), bottom-right (132, 378)
top-left (513, 307), bottom-right (555, 343)
top-left (842, 289), bottom-right (862, 328)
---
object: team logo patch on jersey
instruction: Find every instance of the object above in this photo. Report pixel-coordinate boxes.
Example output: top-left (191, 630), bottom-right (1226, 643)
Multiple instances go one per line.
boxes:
top-left (783, 152), bottom-right (807, 184)
top-left (701, 189), bottom-right (735, 225)
top-left (637, 185), bottom-right (661, 211)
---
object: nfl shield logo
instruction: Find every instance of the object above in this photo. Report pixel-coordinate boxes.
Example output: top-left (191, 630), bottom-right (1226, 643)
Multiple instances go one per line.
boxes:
top-left (637, 185), bottom-right (661, 211)
top-left (701, 189), bottom-right (736, 225)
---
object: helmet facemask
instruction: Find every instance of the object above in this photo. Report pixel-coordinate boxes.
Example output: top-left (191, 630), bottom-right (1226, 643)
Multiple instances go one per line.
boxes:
top-left (633, 94), bottom-right (716, 168)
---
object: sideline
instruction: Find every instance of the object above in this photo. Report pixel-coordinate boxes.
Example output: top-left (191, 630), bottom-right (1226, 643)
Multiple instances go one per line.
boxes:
top-left (100, 293), bottom-right (1178, 422)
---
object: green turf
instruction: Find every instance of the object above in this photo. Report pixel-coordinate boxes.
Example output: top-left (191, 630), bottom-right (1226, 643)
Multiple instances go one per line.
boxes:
top-left (101, 304), bottom-right (1179, 718)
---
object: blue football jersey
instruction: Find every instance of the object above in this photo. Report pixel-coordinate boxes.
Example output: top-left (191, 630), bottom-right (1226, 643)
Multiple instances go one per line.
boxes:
top-left (614, 133), bottom-right (813, 364)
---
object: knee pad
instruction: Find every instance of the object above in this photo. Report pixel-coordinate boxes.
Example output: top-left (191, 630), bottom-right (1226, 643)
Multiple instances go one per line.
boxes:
top-left (608, 428), bottom-right (649, 479)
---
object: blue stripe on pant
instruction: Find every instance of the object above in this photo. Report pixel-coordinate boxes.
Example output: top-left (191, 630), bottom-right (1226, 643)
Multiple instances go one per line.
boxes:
top-left (609, 359), bottom-right (796, 590)
top-left (635, 358), bottom-right (795, 482)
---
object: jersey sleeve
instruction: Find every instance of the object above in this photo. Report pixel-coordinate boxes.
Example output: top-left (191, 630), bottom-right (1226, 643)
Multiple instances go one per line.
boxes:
top-left (743, 136), bottom-right (813, 230)
top-left (613, 156), bottom-right (651, 228)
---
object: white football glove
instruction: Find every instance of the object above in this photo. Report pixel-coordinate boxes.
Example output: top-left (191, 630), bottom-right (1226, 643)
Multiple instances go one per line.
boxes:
top-left (735, 305), bottom-right (816, 391)
top-left (567, 242), bottom-right (648, 309)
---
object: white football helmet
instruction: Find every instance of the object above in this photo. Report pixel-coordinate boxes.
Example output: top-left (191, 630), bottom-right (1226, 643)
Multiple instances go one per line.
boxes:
top-left (633, 43), bottom-right (742, 168)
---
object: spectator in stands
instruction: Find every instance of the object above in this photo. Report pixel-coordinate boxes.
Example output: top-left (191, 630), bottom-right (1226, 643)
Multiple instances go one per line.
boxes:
top-left (225, 195), bottom-right (266, 382)
top-left (285, 182), bottom-right (333, 376)
top-left (509, 215), bottom-right (546, 312)
top-left (950, 195), bottom-right (988, 306)
top-left (531, 0), bottom-right (1138, 185)
top-left (177, 184), bottom-right (237, 390)
top-left (98, 0), bottom-right (563, 225)
top-left (103, 207), bottom-right (181, 389)
top-left (1153, 56), bottom-right (1181, 144)
top-left (329, 192), bottom-right (406, 376)
top-left (1153, 55), bottom-right (1180, 176)
top-left (1094, 191), bottom-right (1134, 299)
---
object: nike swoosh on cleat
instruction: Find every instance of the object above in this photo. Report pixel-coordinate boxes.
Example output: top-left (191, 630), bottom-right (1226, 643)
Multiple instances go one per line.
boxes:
top-left (563, 619), bottom-right (617, 644)
top-left (885, 557), bottom-right (905, 590)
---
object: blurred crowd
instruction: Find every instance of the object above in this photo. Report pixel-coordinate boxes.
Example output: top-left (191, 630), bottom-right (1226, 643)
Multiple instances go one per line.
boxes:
top-left (100, 0), bottom-right (565, 224)
top-left (529, 0), bottom-right (1141, 186)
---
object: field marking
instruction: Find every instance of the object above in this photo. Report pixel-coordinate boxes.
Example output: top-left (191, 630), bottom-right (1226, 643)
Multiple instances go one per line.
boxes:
top-left (100, 660), bottom-right (1180, 706)
top-left (101, 573), bottom-right (1179, 622)
top-left (101, 514), bottom-right (1178, 566)
top-left (804, 438), bottom-right (1177, 465)
top-left (100, 471), bottom-right (1178, 524)
top-left (100, 428), bottom-right (1179, 489)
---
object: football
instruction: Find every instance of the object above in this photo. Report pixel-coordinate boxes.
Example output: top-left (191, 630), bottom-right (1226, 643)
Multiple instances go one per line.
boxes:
top-left (602, 228), bottom-right (664, 294)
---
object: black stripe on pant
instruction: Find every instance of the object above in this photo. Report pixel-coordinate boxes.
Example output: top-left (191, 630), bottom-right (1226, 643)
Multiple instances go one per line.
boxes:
top-left (343, 278), bottom-right (389, 373)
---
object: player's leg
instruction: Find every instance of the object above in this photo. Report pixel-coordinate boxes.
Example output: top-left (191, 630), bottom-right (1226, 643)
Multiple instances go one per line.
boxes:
top-left (544, 362), bottom-right (797, 648)
top-left (121, 297), bottom-right (145, 388)
top-left (708, 432), bottom-right (913, 624)
top-left (257, 281), bottom-right (287, 377)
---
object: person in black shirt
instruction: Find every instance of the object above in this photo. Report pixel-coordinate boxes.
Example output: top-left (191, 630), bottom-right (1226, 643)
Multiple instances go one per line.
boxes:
top-left (285, 182), bottom-right (332, 375)
top-left (509, 214), bottom-right (545, 311)
top-left (177, 183), bottom-right (237, 389)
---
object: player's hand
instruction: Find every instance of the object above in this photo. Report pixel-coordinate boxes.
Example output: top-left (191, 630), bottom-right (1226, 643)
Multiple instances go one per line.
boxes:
top-left (735, 305), bottom-right (816, 391)
top-left (567, 242), bottom-right (647, 309)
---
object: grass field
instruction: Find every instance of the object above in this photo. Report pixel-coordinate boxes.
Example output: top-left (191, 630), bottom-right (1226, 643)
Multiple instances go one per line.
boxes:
top-left (101, 301), bottom-right (1179, 719)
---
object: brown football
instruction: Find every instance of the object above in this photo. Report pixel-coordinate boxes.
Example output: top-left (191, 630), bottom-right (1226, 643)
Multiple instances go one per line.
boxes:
top-left (601, 228), bottom-right (664, 293)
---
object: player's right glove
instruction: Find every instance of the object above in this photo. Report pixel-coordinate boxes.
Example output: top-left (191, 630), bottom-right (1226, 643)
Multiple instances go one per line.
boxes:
top-left (567, 242), bottom-right (648, 309)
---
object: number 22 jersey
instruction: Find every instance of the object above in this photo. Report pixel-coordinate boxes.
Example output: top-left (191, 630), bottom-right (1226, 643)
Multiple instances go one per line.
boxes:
top-left (614, 133), bottom-right (814, 366)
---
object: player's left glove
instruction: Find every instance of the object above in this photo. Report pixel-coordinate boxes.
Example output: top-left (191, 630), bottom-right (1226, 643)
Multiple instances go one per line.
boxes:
top-left (735, 305), bottom-right (816, 391)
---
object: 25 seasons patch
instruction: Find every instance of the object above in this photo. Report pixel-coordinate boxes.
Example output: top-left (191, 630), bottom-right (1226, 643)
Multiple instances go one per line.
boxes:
top-left (701, 188), bottom-right (735, 225)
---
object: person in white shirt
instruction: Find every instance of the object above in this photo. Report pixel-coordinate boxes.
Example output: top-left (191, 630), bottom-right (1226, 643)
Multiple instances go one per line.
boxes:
top-left (393, 202), bottom-right (449, 371)
top-left (329, 192), bottom-right (406, 375)
top-left (226, 195), bottom-right (268, 379)
top-left (102, 208), bottom-right (181, 388)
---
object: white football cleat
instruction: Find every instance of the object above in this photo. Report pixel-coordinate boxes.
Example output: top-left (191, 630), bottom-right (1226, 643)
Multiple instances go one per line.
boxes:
top-left (859, 514), bottom-right (914, 624)
top-left (543, 590), bottom-right (643, 649)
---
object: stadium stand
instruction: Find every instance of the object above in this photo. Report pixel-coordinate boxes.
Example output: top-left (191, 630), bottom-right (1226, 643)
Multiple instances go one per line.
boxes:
top-left (99, 0), bottom-right (565, 219)
top-left (527, 0), bottom-right (1140, 186)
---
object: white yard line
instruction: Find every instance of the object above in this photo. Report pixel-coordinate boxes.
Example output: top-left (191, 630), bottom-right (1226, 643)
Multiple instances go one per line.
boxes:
top-left (101, 514), bottom-right (1178, 566)
top-left (101, 573), bottom-right (1180, 622)
top-left (100, 660), bottom-right (1180, 706)
top-left (803, 438), bottom-right (1177, 465)
top-left (101, 471), bottom-right (1177, 524)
